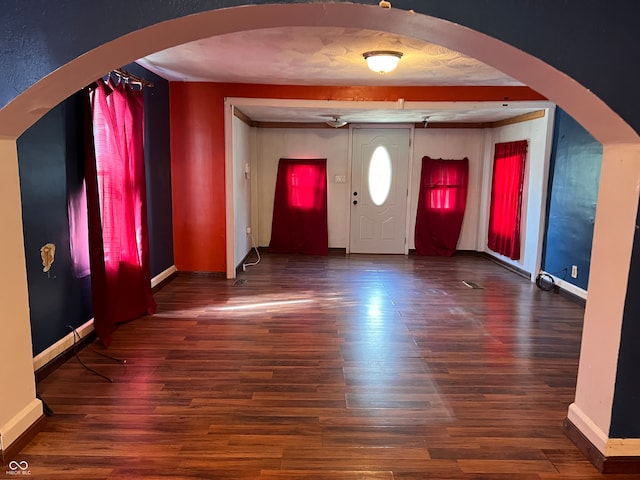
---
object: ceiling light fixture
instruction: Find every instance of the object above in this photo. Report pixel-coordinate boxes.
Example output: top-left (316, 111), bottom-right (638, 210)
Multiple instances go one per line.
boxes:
top-left (363, 50), bottom-right (403, 74)
top-left (326, 116), bottom-right (347, 128)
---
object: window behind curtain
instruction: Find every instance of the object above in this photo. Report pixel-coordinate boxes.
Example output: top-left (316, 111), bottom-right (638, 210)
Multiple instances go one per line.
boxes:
top-left (86, 80), bottom-right (156, 347)
top-left (415, 156), bottom-right (469, 256)
top-left (487, 140), bottom-right (528, 260)
top-left (269, 158), bottom-right (328, 255)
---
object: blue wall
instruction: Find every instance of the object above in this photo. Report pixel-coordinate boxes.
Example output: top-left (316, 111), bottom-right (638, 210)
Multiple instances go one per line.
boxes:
top-left (542, 109), bottom-right (602, 290)
top-left (17, 67), bottom-right (173, 356)
top-left (125, 63), bottom-right (174, 277)
top-left (610, 198), bottom-right (640, 437)
top-left (17, 93), bottom-right (93, 356)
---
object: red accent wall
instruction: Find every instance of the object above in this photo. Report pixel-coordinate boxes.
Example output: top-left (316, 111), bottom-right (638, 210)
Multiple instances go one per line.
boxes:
top-left (170, 83), bottom-right (227, 272)
top-left (170, 83), bottom-right (545, 272)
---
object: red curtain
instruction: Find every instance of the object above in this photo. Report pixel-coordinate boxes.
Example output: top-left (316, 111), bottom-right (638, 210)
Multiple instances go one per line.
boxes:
top-left (487, 140), bottom-right (528, 260)
top-left (269, 158), bottom-right (328, 255)
top-left (85, 80), bottom-right (156, 347)
top-left (415, 156), bottom-right (469, 256)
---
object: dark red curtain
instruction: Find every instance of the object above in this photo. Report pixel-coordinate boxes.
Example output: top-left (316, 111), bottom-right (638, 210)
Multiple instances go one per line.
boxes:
top-left (487, 140), bottom-right (528, 260)
top-left (415, 156), bottom-right (469, 256)
top-left (269, 158), bottom-right (328, 255)
top-left (85, 80), bottom-right (156, 347)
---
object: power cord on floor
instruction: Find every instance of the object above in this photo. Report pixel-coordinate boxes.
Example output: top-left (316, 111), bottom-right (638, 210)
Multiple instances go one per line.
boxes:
top-left (242, 233), bottom-right (261, 271)
top-left (67, 325), bottom-right (127, 382)
top-left (535, 272), bottom-right (557, 292)
top-left (535, 268), bottom-right (567, 293)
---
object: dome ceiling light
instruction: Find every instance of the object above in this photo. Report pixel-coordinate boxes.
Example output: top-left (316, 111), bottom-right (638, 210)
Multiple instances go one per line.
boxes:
top-left (362, 50), bottom-right (403, 74)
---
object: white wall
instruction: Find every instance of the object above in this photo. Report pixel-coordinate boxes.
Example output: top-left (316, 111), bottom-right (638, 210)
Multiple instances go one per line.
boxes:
top-left (252, 117), bottom-right (552, 267)
top-left (481, 112), bottom-right (554, 275)
top-left (255, 128), bottom-right (350, 248)
top-left (255, 126), bottom-right (488, 251)
top-left (232, 115), bottom-right (253, 268)
top-left (409, 128), bottom-right (486, 250)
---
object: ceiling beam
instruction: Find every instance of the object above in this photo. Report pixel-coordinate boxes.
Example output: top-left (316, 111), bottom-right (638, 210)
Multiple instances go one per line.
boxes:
top-left (246, 109), bottom-right (547, 129)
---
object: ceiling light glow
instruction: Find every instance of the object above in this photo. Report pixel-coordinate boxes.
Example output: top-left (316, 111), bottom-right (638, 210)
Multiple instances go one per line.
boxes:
top-left (363, 50), bottom-right (403, 74)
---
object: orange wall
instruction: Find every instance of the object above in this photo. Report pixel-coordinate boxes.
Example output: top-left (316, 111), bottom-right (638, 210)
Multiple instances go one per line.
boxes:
top-left (170, 83), bottom-right (227, 272)
top-left (169, 83), bottom-right (545, 272)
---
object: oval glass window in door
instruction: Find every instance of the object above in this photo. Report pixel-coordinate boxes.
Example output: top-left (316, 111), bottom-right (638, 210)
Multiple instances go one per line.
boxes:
top-left (368, 146), bottom-right (392, 206)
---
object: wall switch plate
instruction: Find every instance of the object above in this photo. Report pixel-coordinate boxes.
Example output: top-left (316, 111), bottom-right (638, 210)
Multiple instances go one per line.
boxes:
top-left (571, 265), bottom-right (578, 278)
top-left (334, 175), bottom-right (346, 184)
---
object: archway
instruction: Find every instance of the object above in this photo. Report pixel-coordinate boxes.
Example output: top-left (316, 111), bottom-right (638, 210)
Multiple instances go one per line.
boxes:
top-left (1, 2), bottom-right (638, 464)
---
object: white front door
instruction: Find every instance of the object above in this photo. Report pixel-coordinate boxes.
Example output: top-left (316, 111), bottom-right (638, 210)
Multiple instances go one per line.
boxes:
top-left (350, 128), bottom-right (410, 254)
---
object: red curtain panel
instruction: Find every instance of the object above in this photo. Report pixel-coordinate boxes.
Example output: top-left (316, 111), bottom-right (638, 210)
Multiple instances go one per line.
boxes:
top-left (85, 80), bottom-right (156, 347)
top-left (415, 156), bottom-right (469, 256)
top-left (269, 158), bottom-right (328, 255)
top-left (487, 140), bottom-right (528, 260)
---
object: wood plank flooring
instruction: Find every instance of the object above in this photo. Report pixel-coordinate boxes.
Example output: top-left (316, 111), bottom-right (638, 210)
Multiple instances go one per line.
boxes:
top-left (16, 253), bottom-right (636, 479)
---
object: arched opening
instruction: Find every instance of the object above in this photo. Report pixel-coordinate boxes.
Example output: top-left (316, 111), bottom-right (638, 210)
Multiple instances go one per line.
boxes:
top-left (2, 1), bottom-right (639, 464)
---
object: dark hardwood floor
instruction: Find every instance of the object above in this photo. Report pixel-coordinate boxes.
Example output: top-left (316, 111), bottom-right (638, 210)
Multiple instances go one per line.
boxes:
top-left (16, 253), bottom-right (635, 479)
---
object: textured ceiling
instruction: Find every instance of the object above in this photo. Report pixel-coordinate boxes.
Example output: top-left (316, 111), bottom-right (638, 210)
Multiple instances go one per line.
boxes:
top-left (137, 26), bottom-right (546, 124)
top-left (139, 26), bottom-right (523, 86)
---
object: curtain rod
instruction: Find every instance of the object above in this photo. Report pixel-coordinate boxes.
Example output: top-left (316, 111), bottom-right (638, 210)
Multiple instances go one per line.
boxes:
top-left (111, 68), bottom-right (154, 88)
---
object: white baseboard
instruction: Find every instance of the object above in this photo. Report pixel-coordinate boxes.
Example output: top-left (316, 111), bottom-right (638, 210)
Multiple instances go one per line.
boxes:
top-left (33, 318), bottom-right (95, 372)
top-left (568, 402), bottom-right (640, 456)
top-left (151, 265), bottom-right (177, 288)
top-left (32, 265), bottom-right (176, 372)
top-left (568, 402), bottom-right (609, 454)
top-left (546, 272), bottom-right (587, 300)
top-left (0, 398), bottom-right (42, 450)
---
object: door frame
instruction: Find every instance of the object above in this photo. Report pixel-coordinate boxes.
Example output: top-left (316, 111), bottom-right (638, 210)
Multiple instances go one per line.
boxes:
top-left (346, 123), bottom-right (416, 255)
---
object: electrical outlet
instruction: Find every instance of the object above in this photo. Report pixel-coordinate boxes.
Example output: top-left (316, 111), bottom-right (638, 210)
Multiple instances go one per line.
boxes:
top-left (246, 227), bottom-right (251, 235)
top-left (571, 265), bottom-right (578, 278)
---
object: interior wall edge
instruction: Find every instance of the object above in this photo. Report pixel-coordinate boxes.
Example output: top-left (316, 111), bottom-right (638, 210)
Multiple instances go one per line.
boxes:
top-left (0, 398), bottom-right (42, 451)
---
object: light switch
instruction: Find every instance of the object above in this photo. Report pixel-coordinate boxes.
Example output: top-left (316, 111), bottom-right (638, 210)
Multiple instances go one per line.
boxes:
top-left (334, 175), bottom-right (346, 184)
